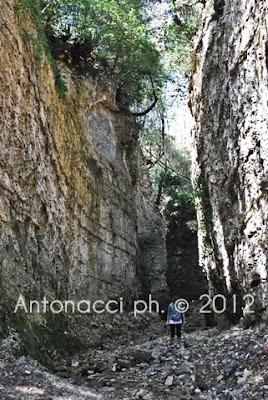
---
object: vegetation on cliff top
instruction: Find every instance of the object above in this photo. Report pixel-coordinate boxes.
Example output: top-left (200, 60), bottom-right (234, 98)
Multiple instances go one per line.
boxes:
top-left (17, 0), bottom-right (199, 107)
top-left (17, 0), bottom-right (201, 228)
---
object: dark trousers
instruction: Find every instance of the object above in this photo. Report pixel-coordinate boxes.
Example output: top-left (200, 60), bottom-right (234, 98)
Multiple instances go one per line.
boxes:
top-left (170, 324), bottom-right (182, 339)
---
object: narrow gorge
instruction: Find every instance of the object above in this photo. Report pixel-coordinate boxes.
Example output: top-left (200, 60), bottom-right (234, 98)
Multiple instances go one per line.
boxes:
top-left (0, 0), bottom-right (267, 399)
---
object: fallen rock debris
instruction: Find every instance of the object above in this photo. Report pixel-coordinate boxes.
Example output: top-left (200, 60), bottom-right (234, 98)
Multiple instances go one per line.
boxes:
top-left (0, 324), bottom-right (267, 399)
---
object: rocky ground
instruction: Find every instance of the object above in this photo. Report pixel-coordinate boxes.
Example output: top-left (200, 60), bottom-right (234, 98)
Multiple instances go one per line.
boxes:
top-left (0, 320), bottom-right (267, 400)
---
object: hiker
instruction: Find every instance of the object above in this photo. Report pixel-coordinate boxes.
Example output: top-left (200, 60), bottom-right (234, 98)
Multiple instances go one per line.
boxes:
top-left (166, 297), bottom-right (185, 344)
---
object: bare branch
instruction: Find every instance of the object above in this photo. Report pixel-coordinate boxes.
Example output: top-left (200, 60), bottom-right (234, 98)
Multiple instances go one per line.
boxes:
top-left (130, 94), bottom-right (158, 117)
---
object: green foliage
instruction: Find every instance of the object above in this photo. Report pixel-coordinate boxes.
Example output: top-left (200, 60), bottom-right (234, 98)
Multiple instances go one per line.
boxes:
top-left (185, 219), bottom-right (198, 232)
top-left (136, 0), bottom-right (200, 220)
top-left (15, 0), bottom-right (42, 22)
top-left (0, 282), bottom-right (82, 365)
top-left (140, 117), bottom-right (196, 226)
top-left (17, 0), bottom-right (67, 98)
top-left (53, 64), bottom-right (67, 98)
top-left (8, 310), bottom-right (83, 365)
top-left (164, 23), bottom-right (194, 72)
top-left (16, 0), bottom-right (44, 63)
top-left (145, 0), bottom-right (200, 74)
top-left (16, 0), bottom-right (199, 105)
top-left (37, 0), bottom-right (163, 104)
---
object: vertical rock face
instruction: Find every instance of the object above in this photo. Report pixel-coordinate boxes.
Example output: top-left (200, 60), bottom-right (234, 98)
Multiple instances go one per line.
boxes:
top-left (166, 208), bottom-right (207, 302)
top-left (191, 0), bottom-right (268, 320)
top-left (0, 0), bottom-right (167, 312)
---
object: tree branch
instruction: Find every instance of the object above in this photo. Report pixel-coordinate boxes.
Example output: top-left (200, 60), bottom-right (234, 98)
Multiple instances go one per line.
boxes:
top-left (130, 94), bottom-right (158, 117)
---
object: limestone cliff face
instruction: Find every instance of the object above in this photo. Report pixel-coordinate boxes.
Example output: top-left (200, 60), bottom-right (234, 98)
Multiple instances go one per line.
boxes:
top-left (166, 208), bottom-right (207, 302)
top-left (191, 0), bottom-right (268, 320)
top-left (0, 0), bottom-right (167, 311)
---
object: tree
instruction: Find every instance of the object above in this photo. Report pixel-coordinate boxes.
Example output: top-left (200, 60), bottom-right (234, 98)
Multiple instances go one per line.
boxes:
top-left (18, 0), bottom-right (200, 107)
top-left (37, 0), bottom-right (163, 105)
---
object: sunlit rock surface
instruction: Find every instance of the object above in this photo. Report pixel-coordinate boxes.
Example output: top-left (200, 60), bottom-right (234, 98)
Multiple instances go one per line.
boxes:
top-left (191, 0), bottom-right (268, 320)
top-left (0, 0), bottom-right (167, 314)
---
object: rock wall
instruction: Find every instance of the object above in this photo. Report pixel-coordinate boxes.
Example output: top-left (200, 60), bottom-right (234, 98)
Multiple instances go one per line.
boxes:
top-left (166, 208), bottom-right (207, 302)
top-left (191, 0), bottom-right (268, 321)
top-left (0, 0), bottom-right (167, 316)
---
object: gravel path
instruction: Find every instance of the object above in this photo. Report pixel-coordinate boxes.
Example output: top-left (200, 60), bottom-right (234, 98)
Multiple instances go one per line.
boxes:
top-left (0, 323), bottom-right (267, 400)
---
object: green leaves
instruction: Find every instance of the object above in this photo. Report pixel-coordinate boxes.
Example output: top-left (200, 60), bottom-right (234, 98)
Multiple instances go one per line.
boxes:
top-left (39, 0), bottom-right (162, 105)
top-left (17, 0), bottom-right (199, 108)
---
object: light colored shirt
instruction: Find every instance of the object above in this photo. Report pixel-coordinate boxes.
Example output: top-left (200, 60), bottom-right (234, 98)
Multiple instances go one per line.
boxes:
top-left (167, 302), bottom-right (183, 325)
